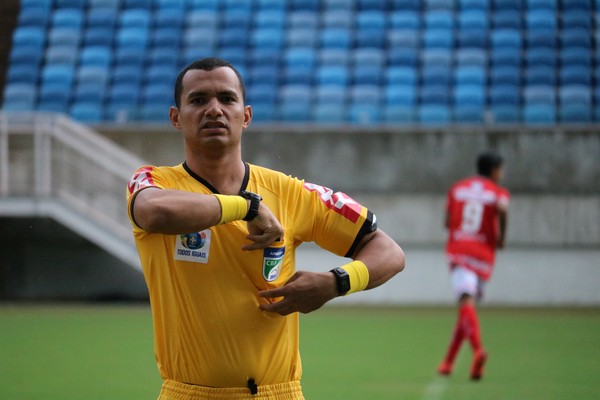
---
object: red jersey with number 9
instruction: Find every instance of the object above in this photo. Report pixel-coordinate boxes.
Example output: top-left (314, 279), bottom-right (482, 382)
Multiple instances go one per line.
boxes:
top-left (445, 176), bottom-right (510, 280)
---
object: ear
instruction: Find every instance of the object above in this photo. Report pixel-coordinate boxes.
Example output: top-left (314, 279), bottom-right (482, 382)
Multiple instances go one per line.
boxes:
top-left (169, 106), bottom-right (181, 130)
top-left (242, 105), bottom-right (252, 129)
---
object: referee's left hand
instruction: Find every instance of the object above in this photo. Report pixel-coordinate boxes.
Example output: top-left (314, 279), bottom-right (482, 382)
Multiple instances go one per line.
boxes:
top-left (258, 270), bottom-right (338, 315)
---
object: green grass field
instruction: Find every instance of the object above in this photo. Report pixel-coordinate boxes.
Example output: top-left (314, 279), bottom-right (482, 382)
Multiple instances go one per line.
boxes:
top-left (1, 304), bottom-right (599, 400)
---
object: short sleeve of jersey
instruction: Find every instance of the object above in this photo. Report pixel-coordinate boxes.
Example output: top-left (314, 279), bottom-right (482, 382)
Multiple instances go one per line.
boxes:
top-left (292, 181), bottom-right (376, 258)
top-left (125, 165), bottom-right (168, 230)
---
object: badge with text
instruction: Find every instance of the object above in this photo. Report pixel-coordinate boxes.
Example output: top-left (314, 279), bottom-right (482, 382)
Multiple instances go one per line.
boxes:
top-left (174, 230), bottom-right (211, 264)
top-left (263, 245), bottom-right (285, 282)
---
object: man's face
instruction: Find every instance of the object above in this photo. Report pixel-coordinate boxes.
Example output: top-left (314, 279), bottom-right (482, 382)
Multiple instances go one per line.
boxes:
top-left (170, 67), bottom-right (252, 150)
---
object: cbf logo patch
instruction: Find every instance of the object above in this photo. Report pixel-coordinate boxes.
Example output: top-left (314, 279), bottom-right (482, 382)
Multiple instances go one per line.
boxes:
top-left (174, 230), bottom-right (211, 263)
top-left (263, 245), bottom-right (285, 282)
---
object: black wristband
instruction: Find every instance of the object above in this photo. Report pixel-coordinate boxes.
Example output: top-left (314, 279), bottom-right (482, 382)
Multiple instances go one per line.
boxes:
top-left (330, 267), bottom-right (351, 296)
top-left (240, 190), bottom-right (262, 221)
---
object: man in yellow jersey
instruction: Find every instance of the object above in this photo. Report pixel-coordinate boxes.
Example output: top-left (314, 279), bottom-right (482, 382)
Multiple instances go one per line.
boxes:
top-left (126, 57), bottom-right (405, 400)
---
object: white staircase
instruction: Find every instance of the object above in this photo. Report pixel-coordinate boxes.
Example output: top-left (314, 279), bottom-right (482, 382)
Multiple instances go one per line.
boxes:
top-left (0, 112), bottom-right (146, 270)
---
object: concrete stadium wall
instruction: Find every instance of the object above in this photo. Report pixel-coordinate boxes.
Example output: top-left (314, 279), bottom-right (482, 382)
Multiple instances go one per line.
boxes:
top-left (102, 125), bottom-right (600, 248)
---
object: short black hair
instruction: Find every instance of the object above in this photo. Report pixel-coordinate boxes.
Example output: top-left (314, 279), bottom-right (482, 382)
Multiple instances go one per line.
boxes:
top-left (477, 151), bottom-right (504, 177)
top-left (173, 57), bottom-right (246, 108)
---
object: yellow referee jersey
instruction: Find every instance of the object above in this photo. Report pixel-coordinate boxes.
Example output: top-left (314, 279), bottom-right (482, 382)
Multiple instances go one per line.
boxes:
top-left (126, 162), bottom-right (375, 389)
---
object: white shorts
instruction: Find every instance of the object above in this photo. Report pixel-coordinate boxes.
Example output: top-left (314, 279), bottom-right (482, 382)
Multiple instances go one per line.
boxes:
top-left (450, 265), bottom-right (484, 301)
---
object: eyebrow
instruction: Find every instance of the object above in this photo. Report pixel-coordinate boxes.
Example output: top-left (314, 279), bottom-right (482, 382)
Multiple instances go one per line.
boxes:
top-left (187, 89), bottom-right (239, 100)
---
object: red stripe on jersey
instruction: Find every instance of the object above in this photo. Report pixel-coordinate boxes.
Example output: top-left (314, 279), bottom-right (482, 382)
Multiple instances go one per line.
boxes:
top-left (128, 166), bottom-right (155, 195)
top-left (303, 182), bottom-right (362, 223)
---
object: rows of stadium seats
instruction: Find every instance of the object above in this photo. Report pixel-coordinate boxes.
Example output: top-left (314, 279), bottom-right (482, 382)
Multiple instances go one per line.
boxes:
top-left (2, 0), bottom-right (599, 124)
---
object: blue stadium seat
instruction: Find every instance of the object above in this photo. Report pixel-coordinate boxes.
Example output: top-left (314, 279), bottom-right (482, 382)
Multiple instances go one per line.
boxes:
top-left (421, 66), bottom-right (452, 86)
top-left (490, 66), bottom-right (521, 86)
top-left (424, 0), bottom-right (454, 11)
top-left (421, 48), bottom-right (453, 67)
top-left (155, 0), bottom-right (187, 11)
top-left (152, 27), bottom-right (183, 47)
top-left (455, 48), bottom-right (487, 67)
top-left (422, 29), bottom-right (455, 49)
top-left (116, 27), bottom-right (150, 49)
top-left (148, 46), bottom-right (181, 68)
top-left (320, 28), bottom-right (354, 49)
top-left (251, 28), bottom-right (285, 49)
top-left (217, 47), bottom-right (248, 70)
top-left (525, 9), bottom-right (557, 30)
top-left (489, 104), bottom-right (521, 123)
top-left (222, 9), bottom-right (252, 29)
top-left (560, 47), bottom-right (592, 68)
top-left (248, 48), bottom-right (280, 66)
top-left (84, 27), bottom-right (114, 46)
top-left (492, 9), bottom-right (522, 29)
top-left (41, 64), bottom-right (75, 87)
top-left (526, 0), bottom-right (556, 10)
top-left (278, 85), bottom-right (312, 122)
top-left (561, 10), bottom-right (592, 29)
top-left (145, 65), bottom-right (178, 85)
top-left (523, 104), bottom-right (556, 124)
top-left (288, 11), bottom-right (319, 29)
top-left (457, 9), bottom-right (488, 30)
top-left (115, 46), bottom-right (148, 66)
top-left (350, 84), bottom-right (382, 106)
top-left (420, 85), bottom-right (451, 105)
top-left (385, 84), bottom-right (417, 106)
top-left (254, 10), bottom-right (286, 30)
top-left (322, 10), bottom-right (354, 29)
top-left (455, 66), bottom-right (486, 85)
top-left (70, 103), bottom-right (103, 123)
top-left (559, 85), bottom-right (591, 106)
top-left (357, 11), bottom-right (386, 30)
top-left (389, 11), bottom-right (421, 29)
top-left (489, 84), bottom-right (521, 105)
top-left (459, 0), bottom-right (488, 10)
top-left (418, 104), bottom-right (451, 125)
top-left (348, 104), bottom-right (382, 124)
top-left (526, 30), bottom-right (557, 48)
top-left (424, 10), bottom-right (455, 30)
top-left (386, 66), bottom-right (418, 86)
top-left (524, 66), bottom-right (556, 85)
top-left (391, 0), bottom-right (420, 10)
top-left (220, 28), bottom-right (250, 48)
top-left (51, 9), bottom-right (84, 29)
top-left (73, 80), bottom-right (107, 104)
top-left (48, 27), bottom-right (81, 48)
top-left (79, 46), bottom-right (113, 68)
top-left (358, 0), bottom-right (387, 10)
top-left (192, 0), bottom-right (221, 10)
top-left (525, 47), bottom-right (557, 68)
top-left (352, 65), bottom-right (384, 85)
top-left (247, 84), bottom-right (279, 105)
top-left (286, 28), bottom-right (319, 48)
top-left (352, 48), bottom-right (385, 68)
top-left (319, 48), bottom-right (351, 66)
top-left (560, 28), bottom-right (591, 49)
top-left (559, 104), bottom-right (592, 123)
top-left (560, 65), bottom-right (592, 86)
top-left (558, 85), bottom-right (592, 123)
top-left (18, 7), bottom-right (50, 27)
top-left (186, 10), bottom-right (218, 30)
top-left (490, 47), bottom-right (522, 67)
top-left (45, 45), bottom-right (79, 65)
top-left (453, 84), bottom-right (486, 106)
top-left (453, 104), bottom-right (485, 123)
top-left (184, 28), bottom-right (217, 50)
top-left (12, 27), bottom-right (46, 49)
top-left (123, 0), bottom-right (153, 9)
top-left (112, 65), bottom-right (143, 86)
top-left (316, 66), bottom-right (350, 86)
top-left (313, 104), bottom-right (346, 124)
top-left (523, 85), bottom-right (556, 105)
top-left (490, 29), bottom-right (522, 49)
top-left (9, 44), bottom-right (43, 66)
top-left (387, 29), bottom-right (419, 48)
top-left (248, 65), bottom-right (280, 86)
top-left (388, 48), bottom-right (419, 67)
top-left (284, 48), bottom-right (317, 68)
top-left (355, 29), bottom-right (387, 48)
top-left (86, 8), bottom-right (118, 29)
top-left (6, 63), bottom-right (39, 84)
top-left (88, 0), bottom-right (120, 10)
top-left (283, 65), bottom-right (314, 85)
top-left (2, 83), bottom-right (37, 110)
top-left (457, 30), bottom-right (488, 48)
top-left (38, 84), bottom-right (71, 112)
top-left (290, 0), bottom-right (320, 11)
top-left (383, 105), bottom-right (415, 123)
top-left (322, 0), bottom-right (351, 10)
top-left (155, 9), bottom-right (185, 28)
top-left (21, 0), bottom-right (53, 12)
top-left (493, 0), bottom-right (522, 11)
top-left (257, 0), bottom-right (286, 11)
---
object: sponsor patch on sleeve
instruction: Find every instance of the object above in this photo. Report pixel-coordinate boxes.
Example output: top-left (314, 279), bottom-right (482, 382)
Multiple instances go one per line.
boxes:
top-left (303, 182), bottom-right (363, 223)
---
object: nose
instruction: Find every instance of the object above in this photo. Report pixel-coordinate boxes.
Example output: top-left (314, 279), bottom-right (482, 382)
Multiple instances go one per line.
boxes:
top-left (205, 97), bottom-right (223, 117)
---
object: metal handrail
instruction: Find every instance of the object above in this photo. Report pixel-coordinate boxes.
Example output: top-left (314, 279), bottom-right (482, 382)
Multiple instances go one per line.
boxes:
top-left (0, 112), bottom-right (146, 270)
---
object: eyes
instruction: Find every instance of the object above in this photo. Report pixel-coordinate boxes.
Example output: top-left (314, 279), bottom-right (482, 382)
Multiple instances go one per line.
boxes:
top-left (188, 93), bottom-right (238, 106)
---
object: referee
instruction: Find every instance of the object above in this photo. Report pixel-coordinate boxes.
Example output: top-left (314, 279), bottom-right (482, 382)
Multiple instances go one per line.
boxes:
top-left (126, 58), bottom-right (405, 399)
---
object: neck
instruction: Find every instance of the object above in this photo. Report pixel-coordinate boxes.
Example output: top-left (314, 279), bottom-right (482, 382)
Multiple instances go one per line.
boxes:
top-left (185, 150), bottom-right (246, 195)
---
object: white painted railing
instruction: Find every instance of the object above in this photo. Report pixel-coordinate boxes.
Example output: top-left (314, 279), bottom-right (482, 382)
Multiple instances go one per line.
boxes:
top-left (0, 112), bottom-right (146, 270)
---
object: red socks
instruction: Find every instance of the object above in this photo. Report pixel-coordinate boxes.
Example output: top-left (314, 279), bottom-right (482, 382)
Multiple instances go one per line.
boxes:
top-left (443, 303), bottom-right (482, 365)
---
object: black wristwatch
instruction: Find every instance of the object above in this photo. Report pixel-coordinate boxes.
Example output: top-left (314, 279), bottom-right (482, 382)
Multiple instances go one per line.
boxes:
top-left (330, 267), bottom-right (350, 296)
top-left (240, 190), bottom-right (262, 221)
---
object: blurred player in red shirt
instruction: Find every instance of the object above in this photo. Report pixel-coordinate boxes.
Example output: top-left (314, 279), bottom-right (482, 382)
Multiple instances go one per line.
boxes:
top-left (437, 151), bottom-right (509, 381)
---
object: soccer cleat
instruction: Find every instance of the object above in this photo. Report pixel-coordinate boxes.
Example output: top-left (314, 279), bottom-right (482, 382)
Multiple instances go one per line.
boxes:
top-left (470, 350), bottom-right (488, 381)
top-left (437, 361), bottom-right (453, 376)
